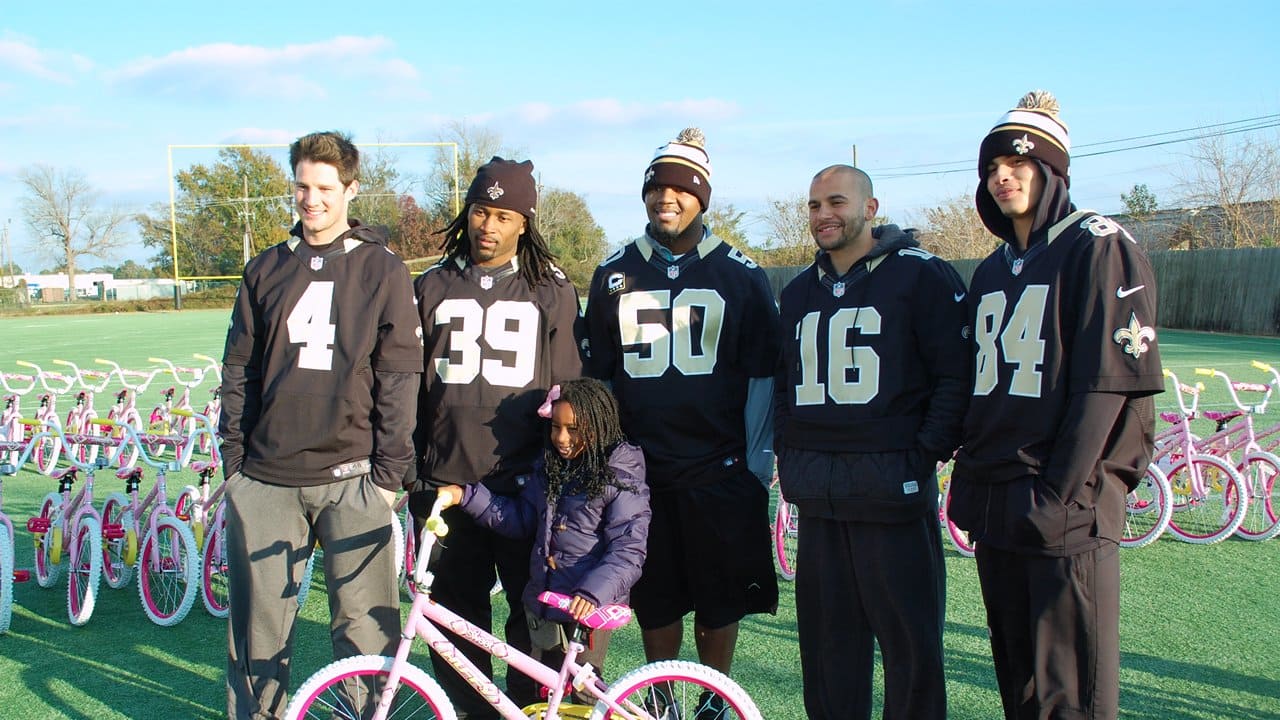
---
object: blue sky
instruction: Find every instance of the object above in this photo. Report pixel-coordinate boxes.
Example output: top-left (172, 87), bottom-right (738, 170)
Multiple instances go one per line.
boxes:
top-left (2, 1), bottom-right (1277, 271)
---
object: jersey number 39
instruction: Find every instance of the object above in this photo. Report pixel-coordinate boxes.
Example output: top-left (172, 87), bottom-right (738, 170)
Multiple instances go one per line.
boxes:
top-left (434, 298), bottom-right (539, 388)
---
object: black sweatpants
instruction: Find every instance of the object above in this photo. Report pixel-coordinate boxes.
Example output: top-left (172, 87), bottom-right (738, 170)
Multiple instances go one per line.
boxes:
top-left (796, 513), bottom-right (946, 720)
top-left (974, 542), bottom-right (1120, 720)
top-left (413, 500), bottom-right (536, 720)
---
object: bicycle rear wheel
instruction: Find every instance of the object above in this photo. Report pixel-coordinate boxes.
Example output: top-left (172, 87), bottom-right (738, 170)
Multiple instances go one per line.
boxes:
top-left (283, 654), bottom-right (456, 720)
top-left (1120, 464), bottom-right (1173, 549)
top-left (1233, 451), bottom-right (1280, 541)
top-left (201, 515), bottom-right (229, 618)
top-left (137, 515), bottom-right (199, 626)
top-left (773, 492), bottom-right (798, 581)
top-left (67, 515), bottom-right (102, 626)
top-left (33, 429), bottom-right (61, 476)
top-left (100, 491), bottom-right (136, 589)
top-left (1166, 455), bottom-right (1247, 544)
top-left (942, 485), bottom-right (976, 557)
top-left (591, 659), bottom-right (763, 720)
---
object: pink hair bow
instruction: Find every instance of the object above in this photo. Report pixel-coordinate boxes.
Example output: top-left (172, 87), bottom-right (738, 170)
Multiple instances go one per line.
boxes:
top-left (537, 384), bottom-right (561, 419)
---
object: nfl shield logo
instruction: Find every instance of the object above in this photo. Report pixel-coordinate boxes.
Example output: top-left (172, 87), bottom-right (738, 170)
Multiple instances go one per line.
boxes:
top-left (310, 257), bottom-right (324, 271)
top-left (667, 265), bottom-right (680, 280)
top-left (832, 282), bottom-right (846, 298)
top-left (479, 275), bottom-right (494, 290)
top-left (1011, 258), bottom-right (1024, 276)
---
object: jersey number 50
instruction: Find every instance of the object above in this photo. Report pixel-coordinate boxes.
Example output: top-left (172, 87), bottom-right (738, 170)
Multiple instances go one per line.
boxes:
top-left (434, 298), bottom-right (539, 388)
top-left (973, 285), bottom-right (1049, 398)
top-left (618, 289), bottom-right (724, 379)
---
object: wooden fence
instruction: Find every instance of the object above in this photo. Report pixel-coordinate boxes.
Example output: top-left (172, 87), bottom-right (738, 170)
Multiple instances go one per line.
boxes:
top-left (762, 247), bottom-right (1280, 337)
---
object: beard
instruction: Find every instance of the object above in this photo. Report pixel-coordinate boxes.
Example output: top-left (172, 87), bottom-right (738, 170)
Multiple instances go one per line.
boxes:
top-left (816, 215), bottom-right (867, 253)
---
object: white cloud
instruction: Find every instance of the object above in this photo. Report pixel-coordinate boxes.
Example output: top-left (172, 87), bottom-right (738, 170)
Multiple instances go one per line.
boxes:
top-left (0, 36), bottom-right (89, 84)
top-left (106, 36), bottom-right (424, 103)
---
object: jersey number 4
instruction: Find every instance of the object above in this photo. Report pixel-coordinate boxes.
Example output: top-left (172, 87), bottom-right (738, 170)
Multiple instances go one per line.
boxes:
top-left (793, 307), bottom-right (882, 406)
top-left (287, 281), bottom-right (337, 371)
top-left (973, 286), bottom-right (1049, 398)
top-left (618, 289), bottom-right (724, 379)
top-left (434, 298), bottom-right (539, 388)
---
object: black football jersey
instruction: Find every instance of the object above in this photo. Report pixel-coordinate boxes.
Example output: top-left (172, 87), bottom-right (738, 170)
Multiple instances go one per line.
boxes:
top-left (414, 255), bottom-right (582, 493)
top-left (222, 228), bottom-right (423, 485)
top-left (776, 245), bottom-right (970, 456)
top-left (584, 233), bottom-right (780, 487)
top-left (955, 210), bottom-right (1163, 484)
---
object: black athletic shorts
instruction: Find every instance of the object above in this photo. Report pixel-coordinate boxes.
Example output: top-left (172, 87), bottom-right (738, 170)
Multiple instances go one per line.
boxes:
top-left (630, 467), bottom-right (778, 630)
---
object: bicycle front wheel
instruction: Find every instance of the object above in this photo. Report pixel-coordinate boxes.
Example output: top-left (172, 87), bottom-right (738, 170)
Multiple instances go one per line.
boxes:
top-left (591, 660), bottom-right (763, 720)
top-left (284, 654), bottom-right (456, 720)
top-left (942, 486), bottom-right (976, 557)
top-left (100, 491), bottom-right (135, 589)
top-left (33, 430), bottom-right (62, 476)
top-left (0, 527), bottom-right (13, 634)
top-left (33, 492), bottom-right (63, 588)
top-left (68, 515), bottom-right (102, 626)
top-left (201, 516), bottom-right (229, 618)
top-left (1120, 464), bottom-right (1173, 549)
top-left (1234, 451), bottom-right (1280, 541)
top-left (773, 492), bottom-right (798, 581)
top-left (1166, 455), bottom-right (1247, 544)
top-left (137, 515), bottom-right (199, 626)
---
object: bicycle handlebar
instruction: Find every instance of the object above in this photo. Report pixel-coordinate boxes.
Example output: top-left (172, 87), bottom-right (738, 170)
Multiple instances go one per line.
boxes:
top-left (0, 370), bottom-right (38, 395)
top-left (15, 361), bottom-right (75, 395)
top-left (52, 359), bottom-right (115, 394)
top-left (192, 354), bottom-right (223, 383)
top-left (94, 358), bottom-right (164, 393)
top-left (1195, 367), bottom-right (1273, 414)
top-left (413, 496), bottom-right (451, 590)
top-left (148, 356), bottom-right (206, 389)
top-left (1163, 369), bottom-right (1203, 416)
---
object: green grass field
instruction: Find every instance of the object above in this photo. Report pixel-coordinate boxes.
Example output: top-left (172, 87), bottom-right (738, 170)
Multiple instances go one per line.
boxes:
top-left (0, 311), bottom-right (1278, 719)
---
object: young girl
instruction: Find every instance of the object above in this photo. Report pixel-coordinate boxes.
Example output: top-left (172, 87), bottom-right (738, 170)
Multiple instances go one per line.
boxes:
top-left (437, 377), bottom-right (650, 677)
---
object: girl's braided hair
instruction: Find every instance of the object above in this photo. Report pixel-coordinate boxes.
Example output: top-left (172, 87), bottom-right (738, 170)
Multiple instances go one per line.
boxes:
top-left (543, 377), bottom-right (631, 505)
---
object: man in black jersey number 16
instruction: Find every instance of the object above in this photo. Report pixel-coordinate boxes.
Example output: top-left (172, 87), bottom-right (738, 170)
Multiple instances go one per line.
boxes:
top-left (584, 129), bottom-right (780, 712)
top-left (220, 131), bottom-right (425, 719)
top-left (949, 91), bottom-right (1163, 720)
top-left (409, 157), bottom-right (582, 719)
top-left (775, 165), bottom-right (969, 720)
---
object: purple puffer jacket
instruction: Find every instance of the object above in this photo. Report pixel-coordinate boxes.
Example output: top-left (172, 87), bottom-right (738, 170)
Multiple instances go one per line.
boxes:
top-left (460, 441), bottom-right (649, 624)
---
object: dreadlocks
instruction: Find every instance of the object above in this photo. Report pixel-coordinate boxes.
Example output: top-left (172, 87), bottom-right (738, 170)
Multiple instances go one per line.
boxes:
top-left (543, 378), bottom-right (630, 506)
top-left (434, 204), bottom-right (563, 287)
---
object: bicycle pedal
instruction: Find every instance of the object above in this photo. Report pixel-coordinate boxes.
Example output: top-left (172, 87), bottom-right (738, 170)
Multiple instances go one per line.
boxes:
top-left (102, 524), bottom-right (125, 540)
top-left (27, 518), bottom-right (50, 534)
top-left (13, 570), bottom-right (30, 582)
top-left (174, 511), bottom-right (191, 522)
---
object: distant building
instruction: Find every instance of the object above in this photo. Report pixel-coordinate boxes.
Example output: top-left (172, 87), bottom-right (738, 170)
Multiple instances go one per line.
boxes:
top-left (1114, 199), bottom-right (1280, 251)
top-left (13, 273), bottom-right (190, 302)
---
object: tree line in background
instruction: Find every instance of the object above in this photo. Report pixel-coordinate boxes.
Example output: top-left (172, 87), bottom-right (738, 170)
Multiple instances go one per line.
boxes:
top-left (13, 128), bottom-right (1280, 299)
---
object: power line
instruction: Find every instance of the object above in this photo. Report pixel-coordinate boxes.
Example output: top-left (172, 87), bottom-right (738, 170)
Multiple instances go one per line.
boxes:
top-left (871, 113), bottom-right (1280, 179)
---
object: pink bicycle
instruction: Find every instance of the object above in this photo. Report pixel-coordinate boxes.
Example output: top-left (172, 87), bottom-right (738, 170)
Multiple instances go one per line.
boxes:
top-left (52, 359), bottom-right (112, 466)
top-left (15, 360), bottom-right (70, 475)
top-left (937, 460), bottom-right (975, 557)
top-left (285, 498), bottom-right (763, 720)
top-left (96, 359), bottom-right (161, 469)
top-left (771, 474), bottom-right (798, 580)
top-left (0, 370), bottom-right (37, 467)
top-left (0, 430), bottom-right (42, 633)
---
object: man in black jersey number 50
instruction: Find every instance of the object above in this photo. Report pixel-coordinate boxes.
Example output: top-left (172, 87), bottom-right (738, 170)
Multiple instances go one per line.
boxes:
top-left (220, 131), bottom-right (425, 719)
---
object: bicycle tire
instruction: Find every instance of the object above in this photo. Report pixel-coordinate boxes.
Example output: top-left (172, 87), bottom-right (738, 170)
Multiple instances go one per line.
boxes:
top-left (108, 409), bottom-right (141, 468)
top-left (283, 654), bottom-right (457, 720)
top-left (201, 516), bottom-right (229, 618)
top-left (0, 528), bottom-right (13, 634)
top-left (33, 492), bottom-right (63, 588)
top-left (774, 493), bottom-right (798, 581)
top-left (1166, 455), bottom-right (1248, 544)
top-left (173, 484), bottom-right (202, 546)
top-left (78, 411), bottom-right (102, 466)
top-left (400, 505), bottom-right (417, 596)
top-left (1120, 464), bottom-right (1173, 549)
top-left (33, 429), bottom-right (61, 476)
top-left (590, 659), bottom-right (763, 720)
top-left (67, 514), bottom-right (102, 626)
top-left (147, 409), bottom-right (169, 460)
top-left (1233, 451), bottom-right (1280, 541)
top-left (100, 491), bottom-right (135, 589)
top-left (136, 515), bottom-right (199, 626)
top-left (943, 486), bottom-right (976, 557)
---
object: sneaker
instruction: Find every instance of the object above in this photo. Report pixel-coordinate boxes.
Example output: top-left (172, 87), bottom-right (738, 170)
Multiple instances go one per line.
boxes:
top-left (693, 690), bottom-right (729, 720)
top-left (644, 687), bottom-right (679, 719)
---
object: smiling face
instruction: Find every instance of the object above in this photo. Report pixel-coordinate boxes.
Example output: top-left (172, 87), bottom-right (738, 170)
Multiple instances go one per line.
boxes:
top-left (807, 167), bottom-right (877, 271)
top-left (467, 202), bottom-right (526, 267)
top-left (549, 400), bottom-right (588, 460)
top-left (986, 155), bottom-right (1044, 223)
top-left (644, 185), bottom-right (702, 247)
top-left (294, 159), bottom-right (358, 245)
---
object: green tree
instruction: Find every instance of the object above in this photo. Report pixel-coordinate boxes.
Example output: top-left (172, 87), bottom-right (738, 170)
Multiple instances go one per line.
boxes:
top-left (424, 121), bottom-right (519, 227)
top-left (538, 187), bottom-right (607, 291)
top-left (137, 147), bottom-right (291, 277)
top-left (18, 164), bottom-right (131, 299)
top-left (1121, 183), bottom-right (1159, 220)
top-left (705, 203), bottom-right (753, 251)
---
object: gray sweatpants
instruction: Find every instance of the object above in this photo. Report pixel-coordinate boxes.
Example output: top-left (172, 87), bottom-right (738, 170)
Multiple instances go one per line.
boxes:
top-left (225, 472), bottom-right (400, 720)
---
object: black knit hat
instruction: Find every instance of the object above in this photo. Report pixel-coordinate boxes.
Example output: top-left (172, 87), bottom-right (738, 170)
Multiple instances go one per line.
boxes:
top-left (465, 156), bottom-right (537, 219)
top-left (978, 90), bottom-right (1071, 186)
top-left (642, 128), bottom-right (712, 211)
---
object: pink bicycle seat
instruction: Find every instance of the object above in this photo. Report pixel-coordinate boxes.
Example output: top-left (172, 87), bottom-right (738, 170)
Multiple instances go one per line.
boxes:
top-left (189, 460), bottom-right (218, 473)
top-left (116, 467), bottom-right (141, 480)
top-left (1202, 410), bottom-right (1243, 422)
top-left (1159, 412), bottom-right (1183, 424)
top-left (49, 467), bottom-right (76, 480)
top-left (537, 591), bottom-right (633, 631)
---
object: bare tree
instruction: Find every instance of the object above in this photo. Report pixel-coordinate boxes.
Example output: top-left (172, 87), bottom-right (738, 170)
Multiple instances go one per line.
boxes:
top-left (425, 121), bottom-right (518, 225)
top-left (18, 165), bottom-right (130, 299)
top-left (1175, 132), bottom-right (1280, 248)
top-left (756, 194), bottom-right (815, 266)
top-left (914, 194), bottom-right (1000, 260)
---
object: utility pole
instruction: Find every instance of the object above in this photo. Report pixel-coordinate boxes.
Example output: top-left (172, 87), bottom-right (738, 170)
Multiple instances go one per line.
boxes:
top-left (240, 175), bottom-right (254, 266)
top-left (851, 144), bottom-right (858, 168)
top-left (2, 218), bottom-right (11, 288)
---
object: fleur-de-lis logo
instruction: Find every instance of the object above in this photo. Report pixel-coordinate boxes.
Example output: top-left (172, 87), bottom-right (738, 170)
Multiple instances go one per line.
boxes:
top-left (487, 182), bottom-right (504, 200)
top-left (1012, 134), bottom-right (1035, 155)
top-left (1113, 312), bottom-right (1156, 359)
top-left (645, 169), bottom-right (655, 183)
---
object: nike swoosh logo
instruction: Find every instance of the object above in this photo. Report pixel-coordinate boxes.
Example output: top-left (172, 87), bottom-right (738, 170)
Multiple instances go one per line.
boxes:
top-left (954, 292), bottom-right (966, 302)
top-left (1116, 285), bottom-right (1145, 299)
